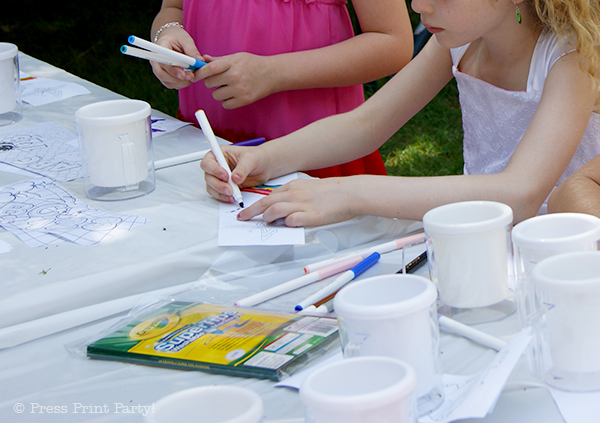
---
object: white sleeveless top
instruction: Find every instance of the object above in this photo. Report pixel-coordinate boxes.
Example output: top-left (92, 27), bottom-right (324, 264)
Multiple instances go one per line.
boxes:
top-left (451, 30), bottom-right (600, 213)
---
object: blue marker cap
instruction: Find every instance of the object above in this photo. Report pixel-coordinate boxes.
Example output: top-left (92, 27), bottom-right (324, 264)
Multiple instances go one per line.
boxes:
top-left (191, 58), bottom-right (207, 70)
top-left (350, 252), bottom-right (381, 278)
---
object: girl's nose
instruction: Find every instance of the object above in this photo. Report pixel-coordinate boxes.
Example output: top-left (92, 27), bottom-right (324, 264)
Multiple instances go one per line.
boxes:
top-left (411, 0), bottom-right (432, 15)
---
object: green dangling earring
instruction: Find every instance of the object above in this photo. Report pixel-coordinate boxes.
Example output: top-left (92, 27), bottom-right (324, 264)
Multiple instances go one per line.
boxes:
top-left (515, 5), bottom-right (522, 24)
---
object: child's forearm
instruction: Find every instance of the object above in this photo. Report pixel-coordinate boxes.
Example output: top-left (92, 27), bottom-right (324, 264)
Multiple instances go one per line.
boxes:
top-left (151, 1), bottom-right (184, 41)
top-left (258, 107), bottom-right (389, 178)
top-left (548, 156), bottom-right (600, 218)
top-left (266, 32), bottom-right (412, 93)
top-left (350, 172), bottom-right (547, 224)
top-left (265, 0), bottom-right (413, 93)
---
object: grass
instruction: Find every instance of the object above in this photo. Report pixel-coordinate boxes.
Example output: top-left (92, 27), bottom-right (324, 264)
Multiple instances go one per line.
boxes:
top-left (2, 0), bottom-right (463, 177)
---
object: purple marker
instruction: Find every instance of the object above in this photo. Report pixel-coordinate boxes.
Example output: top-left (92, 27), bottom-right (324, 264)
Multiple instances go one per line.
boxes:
top-left (235, 137), bottom-right (266, 147)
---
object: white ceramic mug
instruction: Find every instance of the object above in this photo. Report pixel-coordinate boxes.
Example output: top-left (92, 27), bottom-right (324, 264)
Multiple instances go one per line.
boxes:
top-left (145, 385), bottom-right (264, 423)
top-left (532, 251), bottom-right (600, 392)
top-left (75, 99), bottom-right (155, 200)
top-left (423, 201), bottom-right (514, 323)
top-left (300, 356), bottom-right (417, 423)
top-left (333, 274), bottom-right (443, 415)
top-left (0, 43), bottom-right (22, 126)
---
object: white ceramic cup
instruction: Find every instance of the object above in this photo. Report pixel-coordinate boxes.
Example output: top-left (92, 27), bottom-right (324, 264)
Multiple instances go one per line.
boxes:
top-left (75, 99), bottom-right (155, 200)
top-left (0, 43), bottom-right (23, 126)
top-left (145, 385), bottom-right (264, 423)
top-left (333, 274), bottom-right (443, 415)
top-left (300, 356), bottom-right (417, 423)
top-left (423, 201), bottom-right (514, 323)
top-left (532, 251), bottom-right (600, 392)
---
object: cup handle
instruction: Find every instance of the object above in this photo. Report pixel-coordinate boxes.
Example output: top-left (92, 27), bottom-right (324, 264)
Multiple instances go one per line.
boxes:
top-left (342, 333), bottom-right (369, 358)
top-left (119, 133), bottom-right (140, 190)
top-left (525, 301), bottom-right (554, 327)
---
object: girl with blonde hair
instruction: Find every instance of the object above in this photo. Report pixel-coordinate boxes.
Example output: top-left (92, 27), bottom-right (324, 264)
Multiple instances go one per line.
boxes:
top-left (203, 0), bottom-right (600, 227)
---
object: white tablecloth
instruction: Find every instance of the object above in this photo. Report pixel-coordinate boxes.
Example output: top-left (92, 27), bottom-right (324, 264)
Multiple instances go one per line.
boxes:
top-left (0, 54), bottom-right (566, 423)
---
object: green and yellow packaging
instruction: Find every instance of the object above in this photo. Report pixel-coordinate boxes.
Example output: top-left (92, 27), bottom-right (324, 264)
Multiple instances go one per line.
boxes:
top-left (87, 302), bottom-right (339, 380)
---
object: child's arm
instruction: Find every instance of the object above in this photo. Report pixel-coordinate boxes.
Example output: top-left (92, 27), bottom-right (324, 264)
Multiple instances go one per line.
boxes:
top-left (205, 41), bottom-right (597, 226)
top-left (548, 155), bottom-right (600, 218)
top-left (195, 0), bottom-right (414, 109)
top-left (202, 37), bottom-right (453, 205)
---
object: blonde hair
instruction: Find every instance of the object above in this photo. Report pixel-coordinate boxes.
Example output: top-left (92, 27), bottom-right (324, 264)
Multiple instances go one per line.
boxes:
top-left (530, 0), bottom-right (600, 90)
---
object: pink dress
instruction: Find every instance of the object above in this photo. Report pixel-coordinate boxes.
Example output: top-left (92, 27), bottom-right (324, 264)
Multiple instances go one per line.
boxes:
top-left (179, 0), bottom-right (387, 178)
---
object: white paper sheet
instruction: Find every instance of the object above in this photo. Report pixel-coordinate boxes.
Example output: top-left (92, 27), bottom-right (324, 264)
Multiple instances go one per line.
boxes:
top-left (550, 387), bottom-right (600, 423)
top-left (421, 329), bottom-right (530, 422)
top-left (20, 75), bottom-right (90, 106)
top-left (150, 115), bottom-right (191, 138)
top-left (0, 121), bottom-right (82, 181)
top-left (218, 174), bottom-right (305, 246)
top-left (0, 178), bottom-right (147, 247)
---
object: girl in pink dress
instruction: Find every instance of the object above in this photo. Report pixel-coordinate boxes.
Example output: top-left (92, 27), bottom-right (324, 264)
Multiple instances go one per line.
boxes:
top-left (151, 0), bottom-right (413, 178)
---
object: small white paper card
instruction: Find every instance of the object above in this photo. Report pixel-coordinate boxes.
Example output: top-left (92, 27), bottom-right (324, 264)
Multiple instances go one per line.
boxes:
top-left (218, 174), bottom-right (305, 246)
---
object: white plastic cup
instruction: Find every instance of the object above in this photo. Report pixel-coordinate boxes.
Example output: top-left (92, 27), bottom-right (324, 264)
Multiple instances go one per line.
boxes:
top-left (333, 274), bottom-right (443, 415)
top-left (300, 356), bottom-right (417, 423)
top-left (532, 251), bottom-right (600, 392)
top-left (511, 213), bottom-right (600, 377)
top-left (0, 43), bottom-right (23, 126)
top-left (75, 99), bottom-right (155, 200)
top-left (423, 201), bottom-right (514, 324)
top-left (145, 385), bottom-right (264, 423)
top-left (512, 213), bottom-right (600, 327)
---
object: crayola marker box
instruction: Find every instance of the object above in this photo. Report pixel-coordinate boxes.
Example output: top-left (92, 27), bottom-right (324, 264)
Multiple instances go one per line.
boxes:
top-left (86, 302), bottom-right (339, 380)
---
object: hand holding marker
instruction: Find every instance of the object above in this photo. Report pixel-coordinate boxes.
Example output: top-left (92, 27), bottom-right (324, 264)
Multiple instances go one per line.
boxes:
top-left (121, 35), bottom-right (206, 70)
top-left (195, 109), bottom-right (244, 208)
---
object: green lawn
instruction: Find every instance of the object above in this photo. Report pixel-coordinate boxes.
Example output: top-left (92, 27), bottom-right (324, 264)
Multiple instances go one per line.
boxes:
top-left (3, 0), bottom-right (463, 177)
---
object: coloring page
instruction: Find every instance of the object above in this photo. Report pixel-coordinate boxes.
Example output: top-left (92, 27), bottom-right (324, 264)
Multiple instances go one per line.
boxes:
top-left (150, 115), bottom-right (191, 138)
top-left (218, 174), bottom-right (305, 246)
top-left (20, 74), bottom-right (90, 107)
top-left (0, 121), bottom-right (82, 182)
top-left (0, 178), bottom-right (147, 248)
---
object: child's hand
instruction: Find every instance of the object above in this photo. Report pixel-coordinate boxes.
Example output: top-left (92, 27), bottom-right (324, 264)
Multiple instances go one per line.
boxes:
top-left (151, 29), bottom-right (205, 90)
top-left (236, 178), bottom-right (357, 228)
top-left (197, 53), bottom-right (276, 109)
top-left (200, 145), bottom-right (272, 204)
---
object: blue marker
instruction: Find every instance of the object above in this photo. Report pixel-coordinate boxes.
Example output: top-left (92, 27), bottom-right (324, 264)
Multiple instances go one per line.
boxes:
top-left (295, 252), bottom-right (381, 311)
